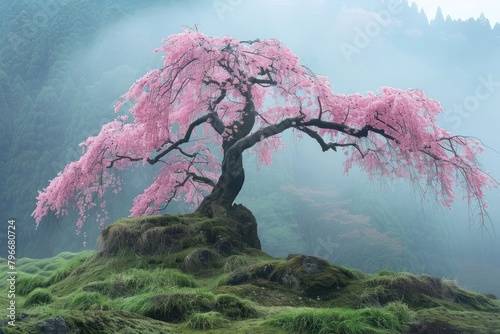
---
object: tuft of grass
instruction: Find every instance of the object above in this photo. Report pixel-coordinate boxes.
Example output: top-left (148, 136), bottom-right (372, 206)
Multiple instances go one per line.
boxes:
top-left (186, 311), bottom-right (230, 330)
top-left (66, 291), bottom-right (112, 310)
top-left (268, 308), bottom-right (331, 334)
top-left (120, 292), bottom-right (257, 323)
top-left (268, 304), bottom-right (413, 334)
top-left (46, 253), bottom-right (89, 285)
top-left (16, 274), bottom-right (47, 295)
top-left (384, 301), bottom-right (416, 324)
top-left (223, 254), bottom-right (253, 273)
top-left (181, 249), bottom-right (220, 273)
top-left (22, 263), bottom-right (40, 274)
top-left (42, 263), bottom-right (61, 271)
top-left (359, 285), bottom-right (387, 307)
top-left (86, 267), bottom-right (198, 297)
top-left (214, 293), bottom-right (258, 319)
top-left (130, 268), bottom-right (198, 288)
top-left (121, 292), bottom-right (214, 323)
top-left (358, 307), bottom-right (400, 330)
top-left (24, 288), bottom-right (53, 307)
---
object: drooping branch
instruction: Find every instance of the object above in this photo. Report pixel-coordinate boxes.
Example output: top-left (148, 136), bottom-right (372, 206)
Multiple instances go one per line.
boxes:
top-left (33, 30), bottom-right (497, 231)
top-left (106, 113), bottom-right (220, 168)
top-left (159, 56), bottom-right (199, 101)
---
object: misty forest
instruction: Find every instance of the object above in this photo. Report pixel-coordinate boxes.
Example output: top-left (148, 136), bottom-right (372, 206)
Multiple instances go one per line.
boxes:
top-left (1, 1), bottom-right (500, 333)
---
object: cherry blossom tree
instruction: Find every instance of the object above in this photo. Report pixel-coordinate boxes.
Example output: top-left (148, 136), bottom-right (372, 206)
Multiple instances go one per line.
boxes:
top-left (33, 29), bottom-right (496, 231)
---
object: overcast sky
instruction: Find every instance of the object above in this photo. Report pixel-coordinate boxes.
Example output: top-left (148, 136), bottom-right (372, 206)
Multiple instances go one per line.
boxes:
top-left (411, 0), bottom-right (500, 26)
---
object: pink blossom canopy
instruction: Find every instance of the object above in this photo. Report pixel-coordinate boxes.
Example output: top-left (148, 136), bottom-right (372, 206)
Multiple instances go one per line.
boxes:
top-left (33, 30), bottom-right (496, 230)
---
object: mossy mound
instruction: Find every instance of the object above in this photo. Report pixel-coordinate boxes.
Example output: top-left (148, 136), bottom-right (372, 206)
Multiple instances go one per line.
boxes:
top-left (123, 291), bottom-right (258, 323)
top-left (98, 204), bottom-right (260, 257)
top-left (360, 272), bottom-right (497, 311)
top-left (1, 212), bottom-right (499, 334)
top-left (224, 254), bottom-right (357, 300)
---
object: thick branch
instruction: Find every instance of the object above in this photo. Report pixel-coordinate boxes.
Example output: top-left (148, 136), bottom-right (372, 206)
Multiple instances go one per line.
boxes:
top-left (249, 77), bottom-right (277, 86)
top-left (298, 127), bottom-right (365, 157)
top-left (148, 112), bottom-right (214, 164)
top-left (230, 116), bottom-right (305, 155)
top-left (186, 172), bottom-right (216, 187)
top-left (299, 127), bottom-right (337, 152)
top-left (303, 119), bottom-right (398, 142)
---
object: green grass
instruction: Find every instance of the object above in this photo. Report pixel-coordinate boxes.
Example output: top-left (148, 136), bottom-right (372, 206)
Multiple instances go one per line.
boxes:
top-left (65, 291), bottom-right (113, 310)
top-left (214, 293), bottom-right (259, 319)
top-left (46, 252), bottom-right (90, 285)
top-left (223, 254), bottom-right (254, 273)
top-left (16, 274), bottom-right (47, 295)
top-left (268, 303), bottom-right (414, 334)
top-left (1, 246), bottom-right (499, 334)
top-left (121, 292), bottom-right (215, 322)
top-left (1, 213), bottom-right (499, 334)
top-left (88, 267), bottom-right (197, 296)
top-left (186, 311), bottom-right (230, 330)
top-left (23, 288), bottom-right (53, 307)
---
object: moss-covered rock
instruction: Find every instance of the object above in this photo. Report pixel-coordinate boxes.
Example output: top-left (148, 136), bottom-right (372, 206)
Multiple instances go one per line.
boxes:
top-left (98, 205), bottom-right (260, 257)
top-left (362, 273), bottom-right (497, 311)
top-left (226, 254), bottom-right (356, 300)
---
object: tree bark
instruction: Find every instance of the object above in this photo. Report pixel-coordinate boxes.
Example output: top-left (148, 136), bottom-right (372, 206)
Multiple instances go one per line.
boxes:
top-left (196, 147), bottom-right (245, 216)
top-left (197, 89), bottom-right (255, 216)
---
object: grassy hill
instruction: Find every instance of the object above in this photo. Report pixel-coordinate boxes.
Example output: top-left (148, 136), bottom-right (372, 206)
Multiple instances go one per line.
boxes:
top-left (1, 212), bottom-right (499, 333)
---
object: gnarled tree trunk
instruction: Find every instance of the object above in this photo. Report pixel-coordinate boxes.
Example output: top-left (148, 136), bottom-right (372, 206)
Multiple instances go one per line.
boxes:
top-left (197, 146), bottom-right (245, 216)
